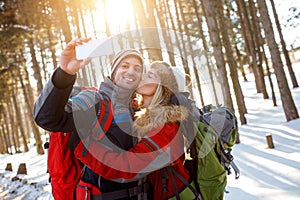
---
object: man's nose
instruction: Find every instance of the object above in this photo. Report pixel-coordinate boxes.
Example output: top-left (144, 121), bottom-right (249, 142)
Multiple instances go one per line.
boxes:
top-left (126, 66), bottom-right (136, 74)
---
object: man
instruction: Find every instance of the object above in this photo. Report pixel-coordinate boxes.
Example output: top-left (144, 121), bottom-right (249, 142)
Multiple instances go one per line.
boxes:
top-left (34, 38), bottom-right (145, 199)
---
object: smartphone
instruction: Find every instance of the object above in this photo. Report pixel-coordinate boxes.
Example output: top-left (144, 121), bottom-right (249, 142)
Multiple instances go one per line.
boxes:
top-left (75, 38), bottom-right (114, 60)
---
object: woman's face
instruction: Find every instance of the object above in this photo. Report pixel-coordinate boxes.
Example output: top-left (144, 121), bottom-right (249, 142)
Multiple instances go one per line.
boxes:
top-left (136, 69), bottom-right (161, 96)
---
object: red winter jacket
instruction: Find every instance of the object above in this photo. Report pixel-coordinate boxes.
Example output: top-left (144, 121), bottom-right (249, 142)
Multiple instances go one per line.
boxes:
top-left (75, 105), bottom-right (194, 199)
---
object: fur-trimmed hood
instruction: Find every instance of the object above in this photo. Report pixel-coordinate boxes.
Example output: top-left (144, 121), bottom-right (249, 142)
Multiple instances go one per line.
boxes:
top-left (133, 105), bottom-right (189, 137)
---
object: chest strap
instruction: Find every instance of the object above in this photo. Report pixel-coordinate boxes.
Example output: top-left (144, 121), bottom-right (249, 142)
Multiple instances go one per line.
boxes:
top-left (92, 182), bottom-right (149, 200)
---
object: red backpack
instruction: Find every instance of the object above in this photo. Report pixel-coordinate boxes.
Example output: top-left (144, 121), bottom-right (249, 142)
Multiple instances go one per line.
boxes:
top-left (45, 86), bottom-right (113, 200)
top-left (47, 132), bottom-right (82, 200)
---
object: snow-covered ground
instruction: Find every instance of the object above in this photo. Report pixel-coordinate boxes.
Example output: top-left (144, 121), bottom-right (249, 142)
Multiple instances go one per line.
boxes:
top-left (1, 63), bottom-right (300, 200)
top-left (224, 63), bottom-right (300, 200)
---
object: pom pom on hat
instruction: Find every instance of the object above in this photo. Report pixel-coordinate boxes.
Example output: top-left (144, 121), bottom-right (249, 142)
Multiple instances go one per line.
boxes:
top-left (172, 67), bottom-right (186, 92)
top-left (110, 49), bottom-right (144, 79)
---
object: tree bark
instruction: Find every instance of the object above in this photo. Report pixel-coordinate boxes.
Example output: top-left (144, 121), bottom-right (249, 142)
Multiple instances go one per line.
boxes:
top-left (3, 104), bottom-right (13, 154)
top-left (132, 0), bottom-right (163, 60)
top-left (215, 0), bottom-right (247, 124)
top-left (257, 0), bottom-right (299, 121)
top-left (10, 81), bottom-right (25, 153)
top-left (28, 37), bottom-right (43, 94)
top-left (21, 64), bottom-right (45, 155)
top-left (55, 0), bottom-right (72, 43)
top-left (5, 91), bottom-right (17, 153)
top-left (269, 0), bottom-right (299, 88)
top-left (248, 0), bottom-right (269, 99)
top-left (236, 0), bottom-right (264, 95)
top-left (192, 0), bottom-right (219, 106)
top-left (155, 0), bottom-right (176, 66)
top-left (176, 0), bottom-right (205, 106)
top-left (0, 123), bottom-right (8, 154)
top-left (201, 0), bottom-right (234, 111)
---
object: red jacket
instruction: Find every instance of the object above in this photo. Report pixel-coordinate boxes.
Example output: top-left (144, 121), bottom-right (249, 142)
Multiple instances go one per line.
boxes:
top-left (74, 105), bottom-right (192, 199)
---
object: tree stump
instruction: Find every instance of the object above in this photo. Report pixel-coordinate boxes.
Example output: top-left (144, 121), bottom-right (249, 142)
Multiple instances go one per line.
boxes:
top-left (266, 133), bottom-right (275, 149)
top-left (5, 163), bottom-right (13, 171)
top-left (17, 163), bottom-right (27, 175)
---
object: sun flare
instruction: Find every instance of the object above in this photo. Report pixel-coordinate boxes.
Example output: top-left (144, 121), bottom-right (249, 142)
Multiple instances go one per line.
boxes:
top-left (103, 0), bottom-right (135, 33)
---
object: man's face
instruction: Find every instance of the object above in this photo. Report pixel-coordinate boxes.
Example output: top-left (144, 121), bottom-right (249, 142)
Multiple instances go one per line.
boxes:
top-left (113, 56), bottom-right (143, 90)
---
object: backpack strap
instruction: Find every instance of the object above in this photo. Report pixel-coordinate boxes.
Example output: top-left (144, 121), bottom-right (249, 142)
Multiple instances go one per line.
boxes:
top-left (91, 93), bottom-right (113, 140)
top-left (219, 141), bottom-right (240, 179)
top-left (167, 166), bottom-right (203, 200)
top-left (91, 182), bottom-right (150, 200)
top-left (169, 166), bottom-right (180, 200)
top-left (161, 168), bottom-right (169, 194)
top-left (82, 92), bottom-right (113, 157)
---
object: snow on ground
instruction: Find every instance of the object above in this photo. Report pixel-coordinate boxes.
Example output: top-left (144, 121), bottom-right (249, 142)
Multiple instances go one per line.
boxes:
top-left (225, 63), bottom-right (300, 200)
top-left (1, 64), bottom-right (300, 200)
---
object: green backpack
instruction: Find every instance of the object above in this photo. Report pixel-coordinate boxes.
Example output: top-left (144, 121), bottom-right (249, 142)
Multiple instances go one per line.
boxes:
top-left (185, 105), bottom-right (240, 200)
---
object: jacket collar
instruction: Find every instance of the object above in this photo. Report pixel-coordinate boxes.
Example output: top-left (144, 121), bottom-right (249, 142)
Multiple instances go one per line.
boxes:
top-left (133, 104), bottom-right (189, 137)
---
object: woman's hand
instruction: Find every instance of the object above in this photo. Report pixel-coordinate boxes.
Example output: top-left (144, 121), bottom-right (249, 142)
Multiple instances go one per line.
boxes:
top-left (60, 38), bottom-right (92, 75)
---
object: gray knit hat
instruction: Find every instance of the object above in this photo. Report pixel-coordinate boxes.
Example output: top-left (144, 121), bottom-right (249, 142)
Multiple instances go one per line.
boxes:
top-left (110, 49), bottom-right (144, 79)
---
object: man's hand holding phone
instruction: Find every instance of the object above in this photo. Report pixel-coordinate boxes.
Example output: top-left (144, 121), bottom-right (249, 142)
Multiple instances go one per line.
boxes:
top-left (60, 38), bottom-right (92, 75)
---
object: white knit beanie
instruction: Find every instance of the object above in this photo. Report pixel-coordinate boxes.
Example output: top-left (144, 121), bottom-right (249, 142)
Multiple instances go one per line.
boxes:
top-left (172, 67), bottom-right (186, 93)
top-left (110, 49), bottom-right (144, 79)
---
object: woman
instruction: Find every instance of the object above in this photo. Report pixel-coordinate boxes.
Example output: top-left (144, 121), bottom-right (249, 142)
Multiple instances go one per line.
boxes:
top-left (74, 61), bottom-right (200, 199)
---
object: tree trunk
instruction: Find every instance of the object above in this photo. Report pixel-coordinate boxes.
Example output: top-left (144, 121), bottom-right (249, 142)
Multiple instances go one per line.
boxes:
top-left (102, 0), bottom-right (111, 37)
top-left (257, 0), bottom-right (299, 121)
top-left (78, 9), bottom-right (87, 38)
top-left (215, 0), bottom-right (247, 124)
top-left (164, 0), bottom-right (187, 68)
top-left (235, 45), bottom-right (248, 82)
top-left (5, 92), bottom-right (18, 153)
top-left (252, 2), bottom-right (278, 106)
top-left (156, 0), bottom-right (176, 66)
top-left (2, 105), bottom-right (12, 154)
top-left (201, 0), bottom-right (234, 111)
top-left (248, 0), bottom-right (269, 99)
top-left (38, 40), bottom-right (48, 84)
top-left (55, 0), bottom-right (72, 43)
top-left (46, 27), bottom-right (59, 70)
top-left (132, 0), bottom-right (163, 60)
top-left (0, 124), bottom-right (8, 154)
top-left (263, 45), bottom-right (277, 106)
top-left (192, 0), bottom-right (219, 105)
top-left (236, 0), bottom-right (263, 95)
top-left (0, 120), bottom-right (9, 154)
top-left (10, 84), bottom-right (25, 153)
top-left (21, 64), bottom-right (45, 155)
top-left (269, 0), bottom-right (299, 88)
top-left (176, 0), bottom-right (205, 106)
top-left (28, 37), bottom-right (43, 94)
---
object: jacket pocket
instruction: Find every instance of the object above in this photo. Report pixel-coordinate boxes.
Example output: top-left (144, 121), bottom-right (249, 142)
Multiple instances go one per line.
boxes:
top-left (76, 180), bottom-right (102, 200)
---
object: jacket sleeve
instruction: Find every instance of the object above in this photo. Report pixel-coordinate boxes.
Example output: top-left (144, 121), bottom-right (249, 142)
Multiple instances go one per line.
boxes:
top-left (33, 68), bottom-right (77, 132)
top-left (74, 123), bottom-right (184, 183)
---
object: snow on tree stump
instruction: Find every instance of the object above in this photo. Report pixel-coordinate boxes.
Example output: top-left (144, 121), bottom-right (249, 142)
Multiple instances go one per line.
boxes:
top-left (266, 133), bottom-right (275, 149)
top-left (5, 163), bottom-right (12, 171)
top-left (17, 163), bottom-right (27, 175)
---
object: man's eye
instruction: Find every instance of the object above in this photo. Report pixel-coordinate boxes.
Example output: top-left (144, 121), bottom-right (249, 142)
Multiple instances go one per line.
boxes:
top-left (135, 66), bottom-right (143, 73)
top-left (121, 64), bottom-right (129, 69)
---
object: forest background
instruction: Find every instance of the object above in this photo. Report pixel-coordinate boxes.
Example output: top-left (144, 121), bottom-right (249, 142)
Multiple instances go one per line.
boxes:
top-left (0, 0), bottom-right (299, 156)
